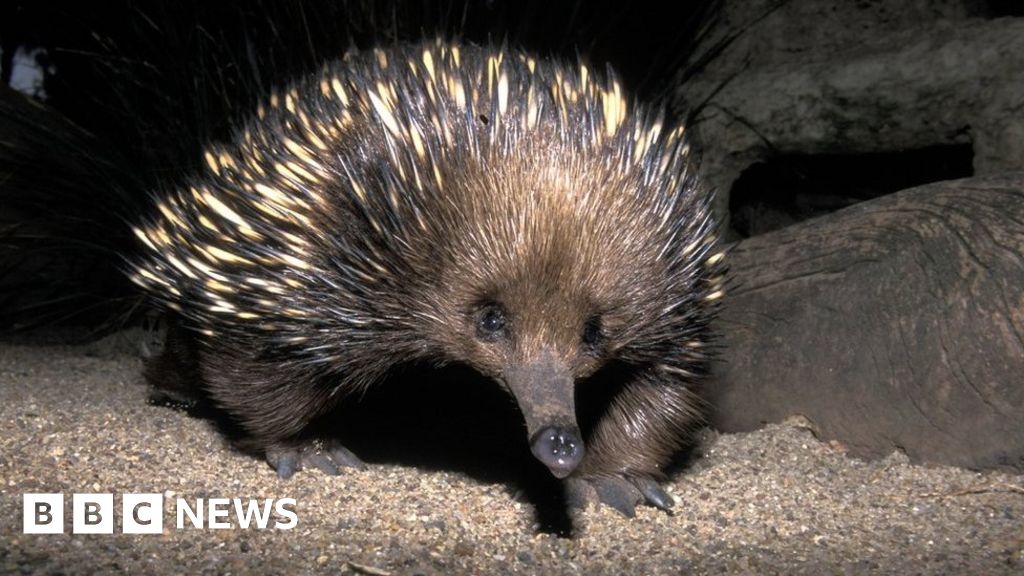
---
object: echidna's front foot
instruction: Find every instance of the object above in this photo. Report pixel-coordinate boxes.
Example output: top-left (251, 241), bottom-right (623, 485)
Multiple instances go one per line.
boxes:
top-left (566, 474), bottom-right (674, 518)
top-left (266, 439), bottom-right (366, 479)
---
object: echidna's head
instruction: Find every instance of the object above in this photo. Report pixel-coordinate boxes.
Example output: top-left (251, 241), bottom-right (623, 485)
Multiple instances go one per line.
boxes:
top-left (408, 129), bottom-right (719, 479)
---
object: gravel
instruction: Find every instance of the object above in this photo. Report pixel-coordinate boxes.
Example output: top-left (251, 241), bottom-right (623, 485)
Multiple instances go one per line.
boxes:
top-left (1, 332), bottom-right (1021, 575)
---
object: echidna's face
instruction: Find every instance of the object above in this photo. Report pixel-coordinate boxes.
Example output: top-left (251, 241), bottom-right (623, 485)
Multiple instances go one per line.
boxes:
top-left (419, 151), bottom-right (671, 478)
top-left (450, 266), bottom-right (621, 479)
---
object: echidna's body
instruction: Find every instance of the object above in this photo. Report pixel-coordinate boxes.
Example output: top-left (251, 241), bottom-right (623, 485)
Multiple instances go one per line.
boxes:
top-left (131, 40), bottom-right (725, 516)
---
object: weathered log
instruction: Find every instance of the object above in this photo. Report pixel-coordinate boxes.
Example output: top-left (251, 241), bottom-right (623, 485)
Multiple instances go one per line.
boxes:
top-left (711, 174), bottom-right (1024, 471)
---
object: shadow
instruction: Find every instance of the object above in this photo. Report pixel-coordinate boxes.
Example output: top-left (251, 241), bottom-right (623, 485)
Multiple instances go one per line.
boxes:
top-left (317, 362), bottom-right (573, 535)
top-left (150, 345), bottom-right (704, 536)
top-left (151, 356), bottom-right (574, 534)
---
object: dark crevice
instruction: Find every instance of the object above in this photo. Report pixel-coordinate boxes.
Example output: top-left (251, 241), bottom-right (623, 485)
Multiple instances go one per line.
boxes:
top-left (729, 143), bottom-right (975, 238)
top-left (982, 0), bottom-right (1024, 17)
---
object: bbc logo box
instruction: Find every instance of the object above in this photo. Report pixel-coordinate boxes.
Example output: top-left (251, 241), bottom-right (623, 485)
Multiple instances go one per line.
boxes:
top-left (22, 494), bottom-right (63, 534)
top-left (23, 493), bottom-right (164, 534)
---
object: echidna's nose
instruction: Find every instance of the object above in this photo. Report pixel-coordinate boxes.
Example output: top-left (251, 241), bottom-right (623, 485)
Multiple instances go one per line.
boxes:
top-left (530, 426), bottom-right (585, 478)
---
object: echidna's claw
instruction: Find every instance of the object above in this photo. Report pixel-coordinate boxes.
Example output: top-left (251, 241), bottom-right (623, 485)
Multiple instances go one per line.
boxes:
top-left (566, 474), bottom-right (675, 518)
top-left (266, 439), bottom-right (366, 479)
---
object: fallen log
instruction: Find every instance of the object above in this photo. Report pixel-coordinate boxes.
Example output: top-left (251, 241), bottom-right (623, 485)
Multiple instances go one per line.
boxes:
top-left (711, 173), bottom-right (1024, 472)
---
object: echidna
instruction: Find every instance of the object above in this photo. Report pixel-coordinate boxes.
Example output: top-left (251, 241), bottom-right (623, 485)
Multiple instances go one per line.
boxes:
top-left (130, 39), bottom-right (725, 517)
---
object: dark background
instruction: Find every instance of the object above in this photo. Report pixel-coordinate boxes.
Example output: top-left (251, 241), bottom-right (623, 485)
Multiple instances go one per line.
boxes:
top-left (0, 0), bottom-right (717, 332)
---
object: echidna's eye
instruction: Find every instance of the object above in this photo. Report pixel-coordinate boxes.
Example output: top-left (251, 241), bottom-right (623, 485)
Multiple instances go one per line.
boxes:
top-left (476, 304), bottom-right (507, 341)
top-left (582, 315), bottom-right (603, 348)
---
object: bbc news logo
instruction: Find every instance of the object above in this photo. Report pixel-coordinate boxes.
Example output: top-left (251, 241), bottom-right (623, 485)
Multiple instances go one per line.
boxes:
top-left (23, 494), bottom-right (297, 534)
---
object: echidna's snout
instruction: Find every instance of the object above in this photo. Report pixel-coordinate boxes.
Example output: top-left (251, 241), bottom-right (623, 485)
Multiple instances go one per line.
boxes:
top-left (530, 425), bottom-right (584, 478)
top-left (503, 352), bottom-right (585, 478)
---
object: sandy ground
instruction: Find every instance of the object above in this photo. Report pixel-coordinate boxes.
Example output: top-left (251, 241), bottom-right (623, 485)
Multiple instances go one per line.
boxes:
top-left (0, 332), bottom-right (1021, 575)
